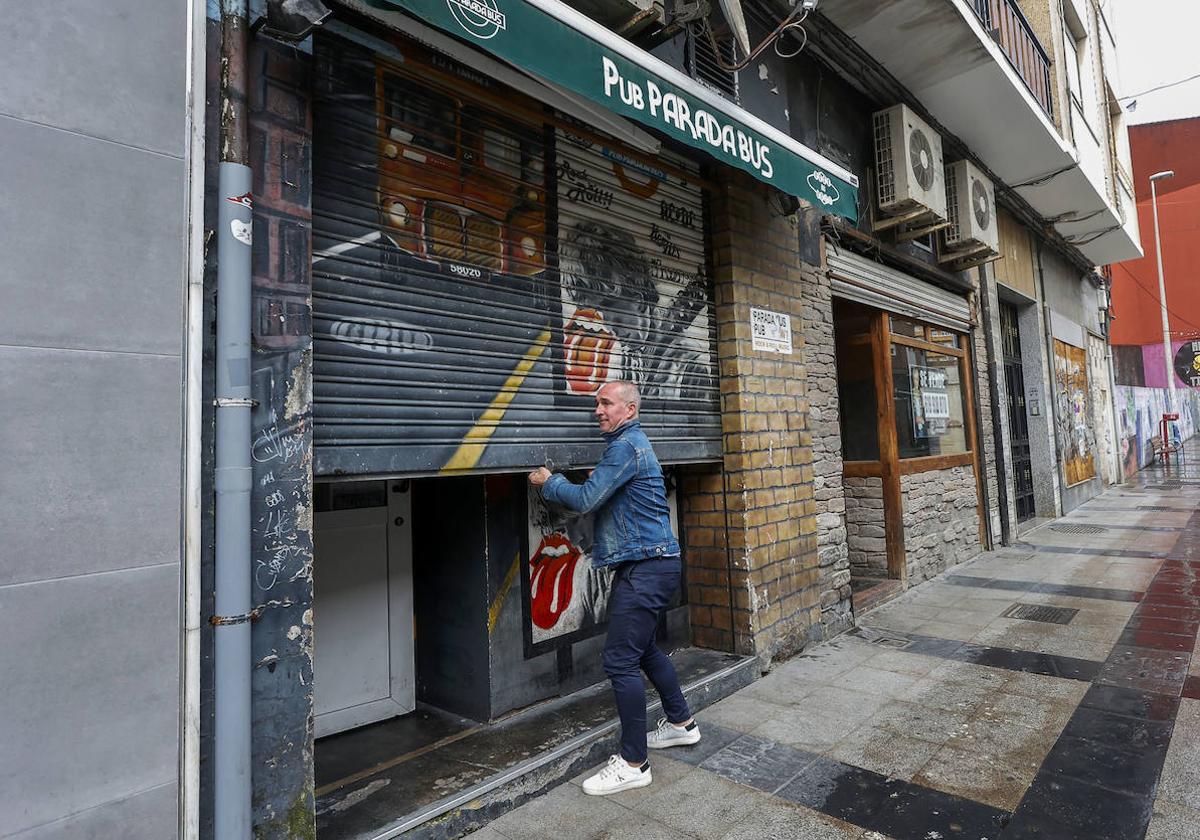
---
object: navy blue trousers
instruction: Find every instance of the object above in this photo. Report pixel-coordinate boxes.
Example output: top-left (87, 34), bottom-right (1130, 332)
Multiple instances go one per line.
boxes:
top-left (603, 556), bottom-right (692, 764)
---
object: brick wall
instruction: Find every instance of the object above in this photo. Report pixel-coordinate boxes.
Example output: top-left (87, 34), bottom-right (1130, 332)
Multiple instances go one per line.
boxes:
top-left (679, 174), bottom-right (848, 666)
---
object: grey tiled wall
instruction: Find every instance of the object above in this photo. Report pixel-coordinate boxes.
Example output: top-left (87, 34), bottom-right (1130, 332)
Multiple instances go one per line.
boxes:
top-left (0, 0), bottom-right (187, 835)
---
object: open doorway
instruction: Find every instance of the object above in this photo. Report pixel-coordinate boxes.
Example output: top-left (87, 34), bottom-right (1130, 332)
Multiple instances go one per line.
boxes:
top-left (312, 480), bottom-right (415, 738)
top-left (832, 299), bottom-right (897, 611)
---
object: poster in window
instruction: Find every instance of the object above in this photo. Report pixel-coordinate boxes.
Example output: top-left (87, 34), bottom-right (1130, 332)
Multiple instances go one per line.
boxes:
top-left (910, 364), bottom-right (951, 438)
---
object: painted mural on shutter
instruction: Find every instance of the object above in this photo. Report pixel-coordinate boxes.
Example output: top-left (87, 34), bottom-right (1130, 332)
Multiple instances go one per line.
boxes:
top-left (1053, 339), bottom-right (1097, 485)
top-left (310, 32), bottom-right (719, 477)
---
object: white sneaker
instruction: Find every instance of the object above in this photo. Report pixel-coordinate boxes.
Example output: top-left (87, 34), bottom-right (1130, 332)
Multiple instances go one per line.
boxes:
top-left (581, 754), bottom-right (652, 796)
top-left (647, 717), bottom-right (702, 749)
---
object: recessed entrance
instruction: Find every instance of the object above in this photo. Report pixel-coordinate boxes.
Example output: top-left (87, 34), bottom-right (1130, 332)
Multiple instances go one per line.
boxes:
top-left (832, 296), bottom-right (984, 612)
top-left (1001, 301), bottom-right (1035, 522)
top-left (312, 480), bottom-right (415, 738)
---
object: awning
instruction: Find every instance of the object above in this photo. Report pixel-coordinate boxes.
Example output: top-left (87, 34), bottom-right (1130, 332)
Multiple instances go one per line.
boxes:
top-left (368, 0), bottom-right (861, 220)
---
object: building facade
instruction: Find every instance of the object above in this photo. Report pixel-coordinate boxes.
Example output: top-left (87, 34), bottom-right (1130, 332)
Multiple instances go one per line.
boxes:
top-left (1111, 117), bottom-right (1200, 477)
top-left (0, 2), bottom-right (196, 838)
top-left (0, 0), bottom-right (1144, 838)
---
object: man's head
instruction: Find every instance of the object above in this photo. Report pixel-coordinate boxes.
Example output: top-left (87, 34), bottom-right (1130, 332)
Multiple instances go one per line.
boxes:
top-left (595, 380), bottom-right (640, 433)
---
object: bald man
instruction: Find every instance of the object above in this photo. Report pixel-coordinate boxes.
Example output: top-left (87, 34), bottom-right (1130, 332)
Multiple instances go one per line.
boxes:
top-left (529, 380), bottom-right (700, 795)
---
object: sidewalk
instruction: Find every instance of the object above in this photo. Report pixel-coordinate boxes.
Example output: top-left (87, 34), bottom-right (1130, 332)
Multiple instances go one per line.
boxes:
top-left (466, 448), bottom-right (1200, 840)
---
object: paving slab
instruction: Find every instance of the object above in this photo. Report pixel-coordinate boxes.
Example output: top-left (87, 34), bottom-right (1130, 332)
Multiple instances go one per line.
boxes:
top-left (629, 761), bottom-right (764, 839)
top-left (458, 458), bottom-right (1200, 840)
top-left (1145, 799), bottom-right (1200, 840)
top-left (1156, 698), bottom-right (1200, 811)
top-left (912, 742), bottom-right (1036, 811)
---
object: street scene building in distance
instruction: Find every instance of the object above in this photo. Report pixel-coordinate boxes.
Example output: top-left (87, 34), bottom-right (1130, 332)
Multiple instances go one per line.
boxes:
top-left (2, 0), bottom-right (1198, 837)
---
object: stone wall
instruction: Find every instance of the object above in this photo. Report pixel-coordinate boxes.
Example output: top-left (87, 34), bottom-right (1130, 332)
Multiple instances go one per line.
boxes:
top-left (799, 249), bottom-right (853, 636)
top-left (977, 271), bottom-right (1016, 544)
top-left (900, 466), bottom-right (981, 583)
top-left (844, 477), bottom-right (888, 577)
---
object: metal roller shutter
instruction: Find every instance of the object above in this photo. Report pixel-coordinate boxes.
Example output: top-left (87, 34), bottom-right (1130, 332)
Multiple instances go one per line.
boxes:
top-left (826, 248), bottom-right (973, 334)
top-left (311, 30), bottom-right (720, 477)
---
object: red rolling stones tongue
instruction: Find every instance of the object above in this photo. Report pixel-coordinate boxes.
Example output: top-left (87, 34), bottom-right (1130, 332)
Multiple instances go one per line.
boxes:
top-left (564, 308), bottom-right (615, 394)
top-left (529, 533), bottom-right (583, 630)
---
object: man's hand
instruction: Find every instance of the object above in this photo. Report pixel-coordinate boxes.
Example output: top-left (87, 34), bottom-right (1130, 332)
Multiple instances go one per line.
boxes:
top-left (528, 467), bottom-right (552, 487)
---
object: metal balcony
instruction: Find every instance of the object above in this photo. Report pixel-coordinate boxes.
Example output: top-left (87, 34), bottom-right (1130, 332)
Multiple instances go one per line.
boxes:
top-left (819, 0), bottom-right (1142, 264)
top-left (970, 0), bottom-right (1054, 117)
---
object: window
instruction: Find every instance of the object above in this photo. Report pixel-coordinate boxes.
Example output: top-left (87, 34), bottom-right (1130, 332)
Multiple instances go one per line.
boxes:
top-left (892, 343), bottom-right (969, 458)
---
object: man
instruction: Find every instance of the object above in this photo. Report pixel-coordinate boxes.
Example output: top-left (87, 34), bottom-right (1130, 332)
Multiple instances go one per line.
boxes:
top-left (528, 380), bottom-right (701, 796)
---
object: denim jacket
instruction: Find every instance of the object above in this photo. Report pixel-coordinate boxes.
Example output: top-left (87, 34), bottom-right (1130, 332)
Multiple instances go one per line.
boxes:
top-left (540, 420), bottom-right (680, 568)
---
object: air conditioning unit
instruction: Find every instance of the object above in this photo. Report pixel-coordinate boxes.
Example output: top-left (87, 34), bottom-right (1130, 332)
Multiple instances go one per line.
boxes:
top-left (944, 159), bottom-right (999, 255)
top-left (873, 105), bottom-right (947, 221)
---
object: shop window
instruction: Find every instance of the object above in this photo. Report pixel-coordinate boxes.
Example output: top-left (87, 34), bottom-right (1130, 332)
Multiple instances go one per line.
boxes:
top-left (889, 316), bottom-right (925, 341)
top-left (891, 316), bottom-right (960, 349)
top-left (892, 344), bottom-right (969, 458)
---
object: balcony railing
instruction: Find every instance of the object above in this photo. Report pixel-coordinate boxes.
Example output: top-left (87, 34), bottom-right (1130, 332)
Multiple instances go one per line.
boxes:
top-left (971, 0), bottom-right (1055, 117)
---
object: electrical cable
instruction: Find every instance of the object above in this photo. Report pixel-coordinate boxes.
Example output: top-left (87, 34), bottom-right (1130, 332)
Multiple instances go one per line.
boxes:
top-left (1112, 264), bottom-right (1200, 334)
top-left (1064, 223), bottom-right (1122, 246)
top-left (1010, 164), bottom-right (1077, 189)
top-left (1046, 208), bottom-right (1105, 225)
top-left (696, 6), bottom-right (809, 72)
top-left (1119, 72), bottom-right (1200, 102)
top-left (773, 20), bottom-right (809, 59)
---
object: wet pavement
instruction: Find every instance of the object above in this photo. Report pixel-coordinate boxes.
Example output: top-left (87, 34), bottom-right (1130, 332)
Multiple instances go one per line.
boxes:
top-left (465, 449), bottom-right (1200, 840)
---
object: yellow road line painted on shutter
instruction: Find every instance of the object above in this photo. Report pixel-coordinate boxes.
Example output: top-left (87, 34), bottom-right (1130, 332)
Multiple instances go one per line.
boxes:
top-left (439, 329), bottom-right (553, 473)
top-left (487, 552), bottom-right (522, 636)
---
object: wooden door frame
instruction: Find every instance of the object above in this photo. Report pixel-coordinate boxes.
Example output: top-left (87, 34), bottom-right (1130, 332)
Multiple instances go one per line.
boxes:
top-left (841, 306), bottom-right (985, 583)
top-left (870, 312), bottom-right (907, 582)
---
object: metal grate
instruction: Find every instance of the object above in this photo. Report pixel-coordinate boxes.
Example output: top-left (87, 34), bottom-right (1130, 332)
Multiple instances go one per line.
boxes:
top-left (873, 110), bottom-right (896, 207)
top-left (943, 161), bottom-right (962, 244)
top-left (1050, 524), bottom-right (1107, 535)
top-left (870, 636), bottom-right (912, 649)
top-left (855, 628), bottom-right (913, 649)
top-left (688, 27), bottom-right (738, 100)
top-left (1002, 604), bottom-right (1079, 625)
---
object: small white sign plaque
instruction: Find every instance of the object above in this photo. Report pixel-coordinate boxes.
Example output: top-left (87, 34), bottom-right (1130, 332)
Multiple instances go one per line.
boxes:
top-left (750, 307), bottom-right (792, 354)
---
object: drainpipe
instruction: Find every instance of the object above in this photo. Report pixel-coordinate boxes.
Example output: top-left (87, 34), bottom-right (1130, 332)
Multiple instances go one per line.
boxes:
top-left (214, 0), bottom-right (254, 837)
top-left (180, 0), bottom-right (207, 836)
top-left (976, 267), bottom-right (1012, 546)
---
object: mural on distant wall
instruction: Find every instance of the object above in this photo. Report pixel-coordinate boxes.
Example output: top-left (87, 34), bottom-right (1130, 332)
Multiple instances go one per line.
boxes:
top-left (1053, 339), bottom-right (1097, 486)
top-left (556, 129), bottom-right (714, 403)
top-left (523, 474), bottom-right (679, 654)
top-left (1117, 385), bottom-right (1200, 478)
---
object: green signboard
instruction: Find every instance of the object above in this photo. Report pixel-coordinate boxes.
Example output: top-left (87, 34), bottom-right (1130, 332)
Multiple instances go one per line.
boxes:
top-left (375, 0), bottom-right (861, 220)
